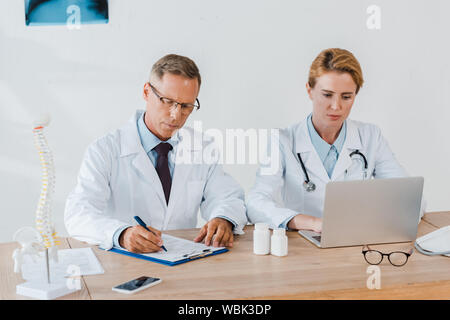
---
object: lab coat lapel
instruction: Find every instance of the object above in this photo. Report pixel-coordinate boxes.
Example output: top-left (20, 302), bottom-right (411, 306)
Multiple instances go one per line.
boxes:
top-left (131, 152), bottom-right (166, 206)
top-left (119, 112), bottom-right (166, 207)
top-left (331, 119), bottom-right (362, 180)
top-left (294, 120), bottom-right (330, 184)
top-left (163, 128), bottom-right (202, 229)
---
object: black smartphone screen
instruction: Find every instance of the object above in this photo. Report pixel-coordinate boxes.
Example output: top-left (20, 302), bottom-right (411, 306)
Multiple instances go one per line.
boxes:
top-left (114, 276), bottom-right (160, 291)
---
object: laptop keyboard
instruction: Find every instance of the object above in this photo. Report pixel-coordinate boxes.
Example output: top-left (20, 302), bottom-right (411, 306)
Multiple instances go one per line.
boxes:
top-left (312, 235), bottom-right (322, 242)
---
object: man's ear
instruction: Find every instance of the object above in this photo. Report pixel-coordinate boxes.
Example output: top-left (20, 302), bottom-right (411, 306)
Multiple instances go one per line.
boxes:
top-left (143, 83), bottom-right (150, 101)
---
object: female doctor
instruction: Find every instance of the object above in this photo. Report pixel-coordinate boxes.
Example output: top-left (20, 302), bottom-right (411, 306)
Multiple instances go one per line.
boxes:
top-left (246, 48), bottom-right (414, 232)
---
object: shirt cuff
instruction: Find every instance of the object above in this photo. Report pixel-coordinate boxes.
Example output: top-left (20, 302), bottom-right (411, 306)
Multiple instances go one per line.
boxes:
top-left (113, 225), bottom-right (131, 249)
top-left (279, 214), bottom-right (297, 230)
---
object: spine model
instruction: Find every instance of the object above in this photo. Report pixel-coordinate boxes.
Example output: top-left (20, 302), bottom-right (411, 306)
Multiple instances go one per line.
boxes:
top-left (33, 117), bottom-right (60, 259)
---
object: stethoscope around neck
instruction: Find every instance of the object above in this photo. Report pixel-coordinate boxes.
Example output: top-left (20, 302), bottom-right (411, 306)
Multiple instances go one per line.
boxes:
top-left (297, 149), bottom-right (368, 192)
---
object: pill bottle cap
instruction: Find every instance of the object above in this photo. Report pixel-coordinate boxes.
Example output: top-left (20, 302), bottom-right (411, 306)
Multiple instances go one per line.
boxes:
top-left (255, 223), bottom-right (269, 230)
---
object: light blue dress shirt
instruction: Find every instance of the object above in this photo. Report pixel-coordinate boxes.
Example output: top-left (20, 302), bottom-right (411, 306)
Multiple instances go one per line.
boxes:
top-left (113, 113), bottom-right (236, 248)
top-left (307, 113), bottom-right (346, 177)
top-left (136, 112), bottom-right (180, 176)
top-left (279, 113), bottom-right (347, 229)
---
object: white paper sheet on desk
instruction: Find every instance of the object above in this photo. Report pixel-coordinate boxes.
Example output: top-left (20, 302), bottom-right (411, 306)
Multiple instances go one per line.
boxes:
top-left (21, 247), bottom-right (104, 281)
top-left (115, 234), bottom-right (226, 262)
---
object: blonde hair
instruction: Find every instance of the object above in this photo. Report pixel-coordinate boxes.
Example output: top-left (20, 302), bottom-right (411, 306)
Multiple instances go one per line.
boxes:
top-left (308, 48), bottom-right (364, 94)
top-left (150, 54), bottom-right (201, 87)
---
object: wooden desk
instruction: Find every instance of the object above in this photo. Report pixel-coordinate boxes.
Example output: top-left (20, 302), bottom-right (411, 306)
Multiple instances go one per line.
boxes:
top-left (2, 212), bottom-right (449, 300)
top-left (422, 211), bottom-right (450, 229)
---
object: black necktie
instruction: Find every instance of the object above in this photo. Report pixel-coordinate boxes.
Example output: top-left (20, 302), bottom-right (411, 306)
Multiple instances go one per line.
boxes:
top-left (153, 142), bottom-right (173, 204)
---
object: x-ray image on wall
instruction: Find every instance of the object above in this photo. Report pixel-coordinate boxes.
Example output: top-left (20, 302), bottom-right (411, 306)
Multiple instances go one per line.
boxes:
top-left (25, 0), bottom-right (109, 26)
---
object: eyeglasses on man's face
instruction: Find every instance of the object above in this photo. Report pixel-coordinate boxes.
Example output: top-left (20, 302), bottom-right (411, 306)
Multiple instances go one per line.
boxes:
top-left (147, 82), bottom-right (200, 116)
top-left (362, 245), bottom-right (414, 267)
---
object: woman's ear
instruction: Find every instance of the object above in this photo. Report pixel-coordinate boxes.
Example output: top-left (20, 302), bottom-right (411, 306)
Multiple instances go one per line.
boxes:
top-left (306, 82), bottom-right (313, 100)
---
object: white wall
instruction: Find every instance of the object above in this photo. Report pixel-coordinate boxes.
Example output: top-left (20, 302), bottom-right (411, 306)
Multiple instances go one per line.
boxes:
top-left (1, 0), bottom-right (449, 242)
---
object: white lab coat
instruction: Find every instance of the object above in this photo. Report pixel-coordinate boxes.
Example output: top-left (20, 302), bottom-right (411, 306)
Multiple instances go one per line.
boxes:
top-left (64, 110), bottom-right (247, 249)
top-left (247, 118), bottom-right (425, 228)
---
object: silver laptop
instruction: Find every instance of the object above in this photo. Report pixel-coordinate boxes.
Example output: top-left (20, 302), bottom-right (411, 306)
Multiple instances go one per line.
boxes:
top-left (298, 177), bottom-right (424, 248)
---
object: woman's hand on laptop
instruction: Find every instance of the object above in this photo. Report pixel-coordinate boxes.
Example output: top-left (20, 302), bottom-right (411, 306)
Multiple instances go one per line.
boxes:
top-left (287, 214), bottom-right (322, 233)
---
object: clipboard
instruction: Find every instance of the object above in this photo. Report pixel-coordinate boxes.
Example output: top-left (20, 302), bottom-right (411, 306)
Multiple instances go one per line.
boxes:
top-left (102, 234), bottom-right (229, 266)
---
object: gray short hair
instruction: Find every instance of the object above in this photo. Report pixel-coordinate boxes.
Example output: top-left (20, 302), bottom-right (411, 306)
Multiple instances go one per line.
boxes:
top-left (150, 54), bottom-right (201, 87)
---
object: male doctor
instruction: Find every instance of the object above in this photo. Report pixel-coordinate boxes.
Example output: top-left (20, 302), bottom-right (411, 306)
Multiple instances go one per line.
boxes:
top-left (65, 54), bottom-right (247, 253)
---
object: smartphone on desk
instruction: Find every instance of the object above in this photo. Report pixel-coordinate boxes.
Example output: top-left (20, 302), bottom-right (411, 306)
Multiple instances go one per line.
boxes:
top-left (112, 276), bottom-right (162, 294)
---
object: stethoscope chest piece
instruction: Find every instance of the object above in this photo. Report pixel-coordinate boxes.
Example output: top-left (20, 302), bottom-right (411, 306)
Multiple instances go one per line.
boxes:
top-left (297, 152), bottom-right (316, 193)
top-left (303, 181), bottom-right (316, 192)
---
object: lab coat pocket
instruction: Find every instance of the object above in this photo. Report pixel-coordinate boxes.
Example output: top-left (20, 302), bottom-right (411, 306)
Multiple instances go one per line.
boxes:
top-left (186, 180), bottom-right (206, 215)
top-left (344, 162), bottom-right (366, 181)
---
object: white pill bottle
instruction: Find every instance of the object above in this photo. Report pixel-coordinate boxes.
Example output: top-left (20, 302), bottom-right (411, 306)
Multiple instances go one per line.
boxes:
top-left (253, 223), bottom-right (270, 255)
top-left (270, 228), bottom-right (288, 257)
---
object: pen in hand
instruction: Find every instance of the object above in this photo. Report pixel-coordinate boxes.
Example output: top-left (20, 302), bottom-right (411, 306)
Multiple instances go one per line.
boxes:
top-left (133, 216), bottom-right (167, 252)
